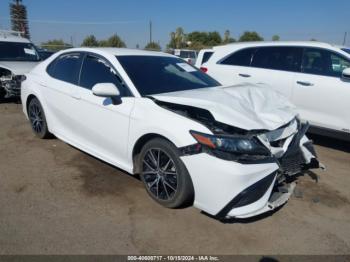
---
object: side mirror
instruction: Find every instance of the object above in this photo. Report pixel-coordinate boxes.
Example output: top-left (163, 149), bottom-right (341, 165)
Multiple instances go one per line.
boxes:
top-left (342, 68), bottom-right (350, 81)
top-left (92, 83), bottom-right (121, 105)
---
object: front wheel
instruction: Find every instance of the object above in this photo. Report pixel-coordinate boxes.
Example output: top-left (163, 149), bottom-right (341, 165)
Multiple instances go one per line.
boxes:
top-left (139, 138), bottom-right (194, 208)
top-left (28, 97), bottom-right (51, 139)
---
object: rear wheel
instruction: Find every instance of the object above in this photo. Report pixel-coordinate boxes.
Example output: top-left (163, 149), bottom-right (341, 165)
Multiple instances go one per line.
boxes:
top-left (28, 97), bottom-right (51, 139)
top-left (139, 138), bottom-right (194, 208)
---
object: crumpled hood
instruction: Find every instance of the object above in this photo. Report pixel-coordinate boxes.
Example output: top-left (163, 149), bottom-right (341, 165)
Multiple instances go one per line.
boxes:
top-left (0, 61), bottom-right (39, 75)
top-left (152, 83), bottom-right (297, 131)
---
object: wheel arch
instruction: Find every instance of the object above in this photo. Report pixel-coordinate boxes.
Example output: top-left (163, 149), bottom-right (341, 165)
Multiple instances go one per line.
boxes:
top-left (26, 94), bottom-right (37, 113)
top-left (132, 133), bottom-right (175, 174)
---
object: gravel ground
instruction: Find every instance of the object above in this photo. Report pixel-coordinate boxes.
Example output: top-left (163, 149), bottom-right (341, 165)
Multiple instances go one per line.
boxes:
top-left (0, 101), bottom-right (349, 255)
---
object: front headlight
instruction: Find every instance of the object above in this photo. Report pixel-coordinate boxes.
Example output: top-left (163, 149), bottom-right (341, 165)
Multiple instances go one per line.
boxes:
top-left (190, 130), bottom-right (270, 156)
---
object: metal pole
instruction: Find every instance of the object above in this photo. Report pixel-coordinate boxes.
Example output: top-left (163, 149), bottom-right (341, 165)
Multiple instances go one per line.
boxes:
top-left (149, 20), bottom-right (152, 43)
top-left (343, 32), bottom-right (347, 46)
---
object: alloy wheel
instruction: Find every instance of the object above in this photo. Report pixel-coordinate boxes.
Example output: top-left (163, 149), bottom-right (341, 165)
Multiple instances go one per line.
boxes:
top-left (29, 102), bottom-right (43, 134)
top-left (142, 148), bottom-right (178, 201)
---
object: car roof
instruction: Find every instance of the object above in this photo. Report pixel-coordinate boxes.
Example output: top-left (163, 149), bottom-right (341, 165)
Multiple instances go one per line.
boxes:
top-left (61, 47), bottom-right (173, 57)
top-left (213, 41), bottom-right (338, 51)
top-left (0, 31), bottom-right (31, 43)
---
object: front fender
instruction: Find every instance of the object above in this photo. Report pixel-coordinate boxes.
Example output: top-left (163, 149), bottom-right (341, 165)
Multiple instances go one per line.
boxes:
top-left (127, 98), bottom-right (211, 166)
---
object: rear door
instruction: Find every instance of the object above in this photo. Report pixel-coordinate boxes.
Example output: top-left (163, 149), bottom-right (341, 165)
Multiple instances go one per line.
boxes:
top-left (291, 47), bottom-right (350, 132)
top-left (247, 46), bottom-right (302, 98)
top-left (44, 52), bottom-right (83, 140)
top-left (207, 47), bottom-right (257, 85)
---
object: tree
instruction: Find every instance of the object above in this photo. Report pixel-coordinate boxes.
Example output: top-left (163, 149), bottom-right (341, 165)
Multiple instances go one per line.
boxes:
top-left (41, 39), bottom-right (72, 51)
top-left (223, 30), bottom-right (236, 44)
top-left (99, 34), bottom-right (126, 47)
top-left (167, 27), bottom-right (186, 49)
top-left (272, 35), bottom-right (280, 41)
top-left (81, 35), bottom-right (99, 47)
top-left (239, 31), bottom-right (264, 42)
top-left (207, 31), bottom-right (222, 46)
top-left (10, 0), bottom-right (30, 39)
top-left (186, 31), bottom-right (223, 50)
top-left (145, 42), bottom-right (161, 51)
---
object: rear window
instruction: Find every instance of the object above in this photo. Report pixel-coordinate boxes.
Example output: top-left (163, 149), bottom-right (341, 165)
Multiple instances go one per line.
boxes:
top-left (117, 55), bottom-right (220, 96)
top-left (220, 48), bottom-right (256, 66)
top-left (179, 51), bottom-right (196, 59)
top-left (201, 51), bottom-right (214, 64)
top-left (47, 53), bottom-right (82, 84)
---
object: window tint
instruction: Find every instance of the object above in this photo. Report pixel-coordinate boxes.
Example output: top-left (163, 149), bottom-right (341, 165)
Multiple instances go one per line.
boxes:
top-left (251, 47), bottom-right (302, 72)
top-left (179, 51), bottom-right (196, 59)
top-left (330, 53), bottom-right (350, 75)
top-left (201, 51), bottom-right (213, 64)
top-left (117, 55), bottom-right (220, 96)
top-left (47, 53), bottom-right (81, 84)
top-left (80, 55), bottom-right (130, 96)
top-left (302, 48), bottom-right (350, 77)
top-left (0, 41), bottom-right (40, 61)
top-left (220, 48), bottom-right (255, 66)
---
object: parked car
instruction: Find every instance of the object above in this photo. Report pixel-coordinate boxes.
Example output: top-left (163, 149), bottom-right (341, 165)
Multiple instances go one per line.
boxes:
top-left (0, 30), bottom-right (41, 98)
top-left (173, 49), bottom-right (197, 65)
top-left (195, 48), bottom-right (214, 68)
top-left (200, 41), bottom-right (350, 141)
top-left (37, 49), bottom-right (55, 60)
top-left (21, 48), bottom-right (320, 219)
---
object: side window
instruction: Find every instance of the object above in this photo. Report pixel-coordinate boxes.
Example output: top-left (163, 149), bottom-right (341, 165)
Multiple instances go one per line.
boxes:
top-left (47, 53), bottom-right (82, 84)
top-left (251, 47), bottom-right (302, 72)
top-left (302, 48), bottom-right (328, 76)
top-left (330, 52), bottom-right (350, 76)
top-left (220, 48), bottom-right (256, 66)
top-left (302, 48), bottom-right (350, 77)
top-left (79, 55), bottom-right (130, 96)
top-left (201, 52), bottom-right (213, 64)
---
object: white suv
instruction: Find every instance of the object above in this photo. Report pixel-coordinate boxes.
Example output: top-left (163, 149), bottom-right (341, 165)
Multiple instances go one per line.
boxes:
top-left (201, 42), bottom-right (350, 141)
top-left (0, 30), bottom-right (41, 98)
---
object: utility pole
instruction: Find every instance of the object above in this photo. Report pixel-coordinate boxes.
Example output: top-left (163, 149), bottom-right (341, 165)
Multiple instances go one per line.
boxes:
top-left (343, 32), bottom-right (347, 46)
top-left (149, 20), bottom-right (152, 43)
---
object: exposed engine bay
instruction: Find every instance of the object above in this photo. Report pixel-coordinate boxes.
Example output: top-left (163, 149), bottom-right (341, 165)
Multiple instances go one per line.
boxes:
top-left (0, 67), bottom-right (23, 98)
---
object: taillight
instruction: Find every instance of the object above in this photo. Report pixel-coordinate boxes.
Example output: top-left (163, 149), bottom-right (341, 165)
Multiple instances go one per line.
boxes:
top-left (200, 67), bottom-right (208, 73)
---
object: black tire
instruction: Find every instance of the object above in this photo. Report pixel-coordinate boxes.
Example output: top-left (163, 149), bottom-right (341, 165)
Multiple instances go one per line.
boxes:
top-left (139, 138), bottom-right (194, 208)
top-left (28, 97), bottom-right (51, 139)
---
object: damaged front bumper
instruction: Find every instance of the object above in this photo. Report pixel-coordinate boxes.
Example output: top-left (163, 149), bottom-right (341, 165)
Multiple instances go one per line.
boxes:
top-left (0, 74), bottom-right (23, 98)
top-left (180, 120), bottom-right (321, 219)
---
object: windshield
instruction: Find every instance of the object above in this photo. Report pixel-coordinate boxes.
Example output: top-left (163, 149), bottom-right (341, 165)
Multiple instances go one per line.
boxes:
top-left (0, 41), bottom-right (41, 61)
top-left (342, 48), bottom-right (350, 55)
top-left (117, 55), bottom-right (220, 96)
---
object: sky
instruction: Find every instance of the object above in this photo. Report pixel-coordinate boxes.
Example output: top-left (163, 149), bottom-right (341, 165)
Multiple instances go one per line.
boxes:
top-left (0, 0), bottom-right (349, 49)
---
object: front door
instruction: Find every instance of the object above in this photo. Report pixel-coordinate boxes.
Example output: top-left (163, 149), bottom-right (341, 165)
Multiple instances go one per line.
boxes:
top-left (72, 54), bottom-right (135, 170)
top-left (292, 47), bottom-right (350, 133)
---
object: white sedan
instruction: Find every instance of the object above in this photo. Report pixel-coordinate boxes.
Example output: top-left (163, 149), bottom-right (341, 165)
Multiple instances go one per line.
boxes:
top-left (21, 48), bottom-right (320, 219)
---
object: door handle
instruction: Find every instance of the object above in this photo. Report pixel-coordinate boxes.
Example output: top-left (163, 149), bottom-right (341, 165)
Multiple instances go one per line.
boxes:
top-left (297, 81), bottom-right (314, 86)
top-left (239, 73), bottom-right (251, 78)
